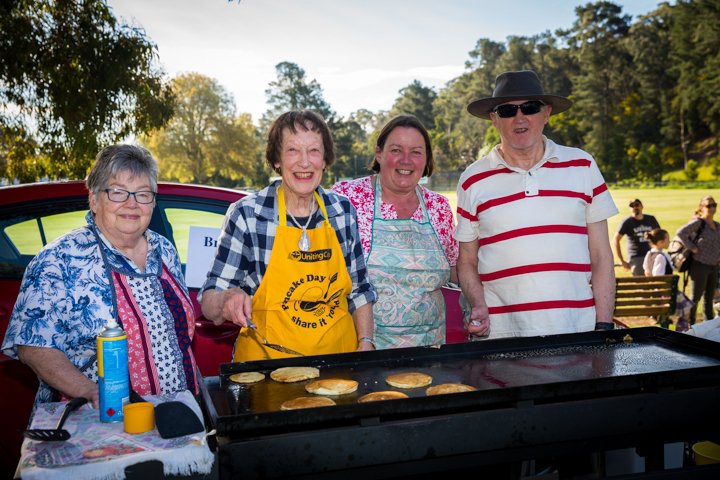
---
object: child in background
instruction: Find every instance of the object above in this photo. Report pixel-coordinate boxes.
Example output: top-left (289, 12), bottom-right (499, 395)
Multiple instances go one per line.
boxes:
top-left (643, 228), bottom-right (673, 276)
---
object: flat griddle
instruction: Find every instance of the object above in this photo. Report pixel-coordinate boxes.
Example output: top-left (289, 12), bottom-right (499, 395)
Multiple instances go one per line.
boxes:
top-left (204, 327), bottom-right (720, 438)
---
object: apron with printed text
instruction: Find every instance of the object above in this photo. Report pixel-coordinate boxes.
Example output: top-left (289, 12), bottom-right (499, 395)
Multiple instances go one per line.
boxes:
top-left (367, 176), bottom-right (450, 349)
top-left (233, 187), bottom-right (357, 361)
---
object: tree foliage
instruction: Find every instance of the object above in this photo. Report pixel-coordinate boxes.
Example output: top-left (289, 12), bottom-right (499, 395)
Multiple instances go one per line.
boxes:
top-left (5, 1), bottom-right (720, 186)
top-left (261, 62), bottom-right (335, 131)
top-left (428, 1), bottom-right (720, 182)
top-left (388, 80), bottom-right (437, 130)
top-left (0, 0), bottom-right (174, 181)
top-left (142, 73), bottom-right (258, 186)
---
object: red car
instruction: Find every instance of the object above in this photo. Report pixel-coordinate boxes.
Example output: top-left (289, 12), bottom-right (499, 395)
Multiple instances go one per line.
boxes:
top-left (0, 180), bottom-right (246, 477)
top-left (0, 180), bottom-right (465, 476)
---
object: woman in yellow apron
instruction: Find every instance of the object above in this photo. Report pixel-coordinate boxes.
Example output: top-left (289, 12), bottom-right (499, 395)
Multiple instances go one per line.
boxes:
top-left (199, 111), bottom-right (376, 360)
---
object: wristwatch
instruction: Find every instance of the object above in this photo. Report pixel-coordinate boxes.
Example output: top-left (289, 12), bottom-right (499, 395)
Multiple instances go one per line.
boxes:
top-left (594, 322), bottom-right (614, 331)
top-left (358, 336), bottom-right (375, 348)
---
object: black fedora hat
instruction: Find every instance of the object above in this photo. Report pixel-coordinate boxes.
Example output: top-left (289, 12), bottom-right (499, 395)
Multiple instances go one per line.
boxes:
top-left (467, 70), bottom-right (573, 119)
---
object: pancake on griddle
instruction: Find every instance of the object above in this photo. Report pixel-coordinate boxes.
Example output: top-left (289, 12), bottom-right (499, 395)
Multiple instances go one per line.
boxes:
top-left (280, 396), bottom-right (336, 410)
top-left (357, 391), bottom-right (409, 402)
top-left (270, 366), bottom-right (320, 383)
top-left (229, 371), bottom-right (265, 384)
top-left (385, 372), bottom-right (433, 389)
top-left (425, 383), bottom-right (476, 396)
top-left (305, 378), bottom-right (358, 396)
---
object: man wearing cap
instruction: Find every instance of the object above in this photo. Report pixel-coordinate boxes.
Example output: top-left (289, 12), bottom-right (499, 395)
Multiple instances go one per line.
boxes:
top-left (613, 199), bottom-right (660, 276)
top-left (456, 70), bottom-right (618, 339)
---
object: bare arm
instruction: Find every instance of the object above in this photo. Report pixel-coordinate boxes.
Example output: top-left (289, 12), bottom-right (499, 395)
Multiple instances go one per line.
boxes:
top-left (352, 303), bottom-right (374, 351)
top-left (588, 221), bottom-right (616, 326)
top-left (612, 232), bottom-right (629, 270)
top-left (18, 346), bottom-right (99, 408)
top-left (200, 288), bottom-right (253, 327)
top-left (449, 265), bottom-right (458, 285)
top-left (457, 240), bottom-right (490, 337)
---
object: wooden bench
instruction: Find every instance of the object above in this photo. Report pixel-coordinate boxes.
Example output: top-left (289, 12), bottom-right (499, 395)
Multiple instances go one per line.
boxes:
top-left (612, 274), bottom-right (679, 328)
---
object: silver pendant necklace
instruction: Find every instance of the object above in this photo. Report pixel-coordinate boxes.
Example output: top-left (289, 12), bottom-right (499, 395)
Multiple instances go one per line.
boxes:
top-left (287, 195), bottom-right (315, 252)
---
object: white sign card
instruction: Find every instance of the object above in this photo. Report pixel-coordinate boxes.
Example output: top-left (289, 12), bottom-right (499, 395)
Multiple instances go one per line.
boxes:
top-left (185, 226), bottom-right (221, 289)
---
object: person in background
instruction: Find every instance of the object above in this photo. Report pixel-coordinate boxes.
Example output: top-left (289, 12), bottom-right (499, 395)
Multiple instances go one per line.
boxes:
top-left (199, 110), bottom-right (376, 360)
top-left (2, 145), bottom-right (199, 409)
top-left (613, 199), bottom-right (660, 275)
top-left (332, 115), bottom-right (458, 349)
top-left (676, 196), bottom-right (720, 324)
top-left (456, 70), bottom-right (618, 340)
top-left (642, 228), bottom-right (673, 276)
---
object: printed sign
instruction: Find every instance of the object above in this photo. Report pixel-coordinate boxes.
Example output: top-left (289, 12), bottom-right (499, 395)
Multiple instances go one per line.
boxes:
top-left (185, 226), bottom-right (221, 289)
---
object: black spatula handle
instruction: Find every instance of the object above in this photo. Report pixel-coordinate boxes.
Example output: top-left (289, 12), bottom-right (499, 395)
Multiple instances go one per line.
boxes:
top-left (56, 396), bottom-right (88, 430)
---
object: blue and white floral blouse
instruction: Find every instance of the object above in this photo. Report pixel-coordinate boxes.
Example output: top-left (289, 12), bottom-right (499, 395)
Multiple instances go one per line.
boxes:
top-left (1, 212), bottom-right (193, 407)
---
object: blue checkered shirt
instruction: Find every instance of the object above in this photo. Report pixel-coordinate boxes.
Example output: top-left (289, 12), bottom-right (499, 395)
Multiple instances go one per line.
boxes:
top-left (198, 181), bottom-right (376, 312)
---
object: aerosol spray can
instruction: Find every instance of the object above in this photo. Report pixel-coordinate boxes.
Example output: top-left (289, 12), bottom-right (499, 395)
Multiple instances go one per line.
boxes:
top-left (97, 318), bottom-right (129, 423)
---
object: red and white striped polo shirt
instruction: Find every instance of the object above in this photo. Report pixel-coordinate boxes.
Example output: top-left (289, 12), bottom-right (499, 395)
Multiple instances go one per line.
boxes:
top-left (455, 137), bottom-right (618, 338)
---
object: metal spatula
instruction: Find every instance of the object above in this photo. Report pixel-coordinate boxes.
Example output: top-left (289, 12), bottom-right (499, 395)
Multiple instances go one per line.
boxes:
top-left (247, 319), bottom-right (304, 356)
top-left (23, 396), bottom-right (88, 442)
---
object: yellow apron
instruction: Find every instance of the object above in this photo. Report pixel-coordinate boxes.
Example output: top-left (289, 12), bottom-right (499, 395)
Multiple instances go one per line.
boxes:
top-left (233, 187), bottom-right (357, 361)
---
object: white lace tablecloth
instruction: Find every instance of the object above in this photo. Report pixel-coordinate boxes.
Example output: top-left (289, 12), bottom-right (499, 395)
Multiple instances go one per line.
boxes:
top-left (16, 390), bottom-right (214, 480)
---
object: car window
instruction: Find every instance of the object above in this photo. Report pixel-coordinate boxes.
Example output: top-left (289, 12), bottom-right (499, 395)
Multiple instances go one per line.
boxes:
top-left (164, 208), bottom-right (226, 263)
top-left (4, 210), bottom-right (88, 255)
top-left (0, 207), bottom-right (88, 280)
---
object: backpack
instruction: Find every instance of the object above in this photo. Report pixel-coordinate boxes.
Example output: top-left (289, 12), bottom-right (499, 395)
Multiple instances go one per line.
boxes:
top-left (668, 220), bottom-right (706, 273)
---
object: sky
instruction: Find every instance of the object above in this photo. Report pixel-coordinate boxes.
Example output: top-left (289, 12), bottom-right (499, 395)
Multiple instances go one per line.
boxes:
top-left (106, 0), bottom-right (667, 123)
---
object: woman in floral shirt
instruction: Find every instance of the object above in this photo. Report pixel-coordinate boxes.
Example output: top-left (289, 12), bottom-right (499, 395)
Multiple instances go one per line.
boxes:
top-left (333, 115), bottom-right (458, 349)
top-left (2, 145), bottom-right (198, 409)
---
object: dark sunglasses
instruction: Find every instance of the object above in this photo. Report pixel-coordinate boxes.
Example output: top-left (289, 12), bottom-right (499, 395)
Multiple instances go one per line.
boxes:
top-left (492, 100), bottom-right (545, 118)
top-left (704, 203), bottom-right (717, 208)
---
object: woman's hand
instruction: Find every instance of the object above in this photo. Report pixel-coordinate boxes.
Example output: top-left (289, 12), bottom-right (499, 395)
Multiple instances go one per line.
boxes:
top-left (78, 384), bottom-right (100, 409)
top-left (220, 288), bottom-right (253, 327)
top-left (201, 288), bottom-right (253, 327)
top-left (18, 345), bottom-right (101, 408)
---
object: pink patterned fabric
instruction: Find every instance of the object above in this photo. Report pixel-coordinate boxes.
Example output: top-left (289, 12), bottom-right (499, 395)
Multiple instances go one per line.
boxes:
top-left (332, 176), bottom-right (458, 266)
top-left (113, 266), bottom-right (198, 396)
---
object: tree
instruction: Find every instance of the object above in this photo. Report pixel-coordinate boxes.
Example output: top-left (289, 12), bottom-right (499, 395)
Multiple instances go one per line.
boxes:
top-left (433, 38), bottom-right (507, 171)
top-left (669, 0), bottom-right (720, 168)
top-left (559, 2), bottom-right (634, 179)
top-left (330, 118), bottom-right (372, 181)
top-left (625, 6), bottom-right (676, 154)
top-left (0, 125), bottom-right (43, 183)
top-left (142, 73), bottom-right (258, 186)
top-left (684, 159), bottom-right (699, 181)
top-left (711, 154), bottom-right (720, 180)
top-left (0, 0), bottom-right (174, 181)
top-left (433, 73), bottom-right (489, 171)
top-left (348, 108), bottom-right (385, 135)
top-left (388, 80), bottom-right (437, 129)
top-left (261, 62), bottom-right (335, 131)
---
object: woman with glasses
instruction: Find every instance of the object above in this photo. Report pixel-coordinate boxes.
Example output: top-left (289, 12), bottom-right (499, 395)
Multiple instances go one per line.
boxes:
top-left (2, 144), bottom-right (199, 410)
top-left (676, 196), bottom-right (720, 323)
top-left (456, 70), bottom-right (618, 340)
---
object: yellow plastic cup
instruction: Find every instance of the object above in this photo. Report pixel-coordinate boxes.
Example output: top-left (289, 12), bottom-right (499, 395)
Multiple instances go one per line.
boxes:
top-left (693, 441), bottom-right (720, 465)
top-left (123, 402), bottom-right (155, 434)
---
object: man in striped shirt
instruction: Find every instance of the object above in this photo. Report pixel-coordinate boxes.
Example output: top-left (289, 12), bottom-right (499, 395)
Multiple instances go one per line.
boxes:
top-left (456, 70), bottom-right (618, 340)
